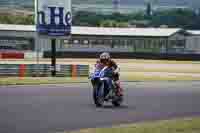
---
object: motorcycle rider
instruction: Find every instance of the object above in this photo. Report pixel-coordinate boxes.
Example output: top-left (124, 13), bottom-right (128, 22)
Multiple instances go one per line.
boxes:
top-left (95, 52), bottom-right (123, 96)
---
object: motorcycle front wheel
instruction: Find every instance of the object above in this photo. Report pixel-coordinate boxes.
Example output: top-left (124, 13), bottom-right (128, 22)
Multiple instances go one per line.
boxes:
top-left (93, 81), bottom-right (105, 107)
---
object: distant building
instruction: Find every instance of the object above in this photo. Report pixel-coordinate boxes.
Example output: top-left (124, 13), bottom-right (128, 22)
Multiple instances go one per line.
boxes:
top-left (186, 30), bottom-right (200, 53)
top-left (0, 24), bottom-right (199, 56)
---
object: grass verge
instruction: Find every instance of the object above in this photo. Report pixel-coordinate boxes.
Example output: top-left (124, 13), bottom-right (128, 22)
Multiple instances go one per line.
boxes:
top-left (2, 59), bottom-right (199, 64)
top-left (122, 72), bottom-right (200, 81)
top-left (69, 117), bottom-right (200, 133)
top-left (0, 73), bottom-right (200, 86)
top-left (122, 67), bottom-right (200, 74)
top-left (0, 77), bottom-right (88, 85)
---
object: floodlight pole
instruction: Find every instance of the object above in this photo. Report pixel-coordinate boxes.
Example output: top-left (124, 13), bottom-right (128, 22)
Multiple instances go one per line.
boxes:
top-left (51, 38), bottom-right (56, 77)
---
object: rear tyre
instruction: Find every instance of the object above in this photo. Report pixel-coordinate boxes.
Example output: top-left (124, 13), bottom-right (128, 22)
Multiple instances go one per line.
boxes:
top-left (112, 96), bottom-right (123, 107)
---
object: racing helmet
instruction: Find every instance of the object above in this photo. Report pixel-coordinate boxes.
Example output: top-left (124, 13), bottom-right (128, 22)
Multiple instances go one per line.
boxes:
top-left (100, 52), bottom-right (110, 63)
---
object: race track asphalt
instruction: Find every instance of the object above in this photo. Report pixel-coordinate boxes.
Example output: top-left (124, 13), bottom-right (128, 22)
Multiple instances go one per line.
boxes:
top-left (0, 82), bottom-right (200, 133)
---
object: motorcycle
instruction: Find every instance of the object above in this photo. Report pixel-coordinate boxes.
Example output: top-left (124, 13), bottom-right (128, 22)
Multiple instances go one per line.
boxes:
top-left (90, 66), bottom-right (123, 107)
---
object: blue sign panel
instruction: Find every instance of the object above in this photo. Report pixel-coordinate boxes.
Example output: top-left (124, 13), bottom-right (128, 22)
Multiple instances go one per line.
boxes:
top-left (36, 0), bottom-right (72, 36)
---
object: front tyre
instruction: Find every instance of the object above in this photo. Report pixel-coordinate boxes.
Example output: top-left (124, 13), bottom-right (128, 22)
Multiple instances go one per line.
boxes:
top-left (93, 82), bottom-right (104, 107)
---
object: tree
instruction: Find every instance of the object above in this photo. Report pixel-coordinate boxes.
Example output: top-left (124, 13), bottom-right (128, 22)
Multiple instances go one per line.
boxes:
top-left (0, 14), bottom-right (34, 25)
top-left (99, 20), bottom-right (129, 27)
top-left (100, 20), bottom-right (115, 27)
top-left (151, 9), bottom-right (197, 28)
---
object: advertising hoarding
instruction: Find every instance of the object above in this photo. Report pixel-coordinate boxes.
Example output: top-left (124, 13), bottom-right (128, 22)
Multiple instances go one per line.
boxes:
top-left (36, 0), bottom-right (72, 37)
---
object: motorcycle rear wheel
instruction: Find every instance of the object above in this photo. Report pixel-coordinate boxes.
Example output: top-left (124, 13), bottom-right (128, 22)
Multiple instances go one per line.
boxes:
top-left (112, 96), bottom-right (123, 107)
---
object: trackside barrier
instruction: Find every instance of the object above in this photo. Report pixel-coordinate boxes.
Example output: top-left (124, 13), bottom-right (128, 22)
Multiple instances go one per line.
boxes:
top-left (77, 65), bottom-right (90, 77)
top-left (0, 64), bottom-right (19, 77)
top-left (72, 64), bottom-right (77, 77)
top-left (19, 64), bottom-right (26, 78)
top-left (0, 64), bottom-right (89, 77)
top-left (0, 52), bottom-right (24, 59)
top-left (25, 64), bottom-right (51, 77)
top-left (56, 65), bottom-right (72, 77)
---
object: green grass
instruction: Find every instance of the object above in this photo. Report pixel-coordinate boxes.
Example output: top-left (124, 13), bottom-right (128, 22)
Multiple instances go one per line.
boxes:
top-left (69, 117), bottom-right (200, 133)
top-left (122, 72), bottom-right (200, 81)
top-left (119, 60), bottom-right (200, 65)
top-left (123, 68), bottom-right (200, 74)
top-left (0, 77), bottom-right (88, 85)
top-left (1, 58), bottom-right (200, 64)
top-left (0, 73), bottom-right (199, 86)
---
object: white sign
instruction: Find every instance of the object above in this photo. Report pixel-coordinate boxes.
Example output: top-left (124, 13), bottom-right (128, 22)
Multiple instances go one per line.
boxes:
top-left (35, 0), bottom-right (72, 36)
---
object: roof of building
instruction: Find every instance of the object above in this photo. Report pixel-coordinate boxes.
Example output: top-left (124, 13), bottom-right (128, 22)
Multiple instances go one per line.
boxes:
top-left (187, 30), bottom-right (200, 36)
top-left (0, 24), bottom-right (183, 37)
top-left (72, 26), bottom-right (182, 37)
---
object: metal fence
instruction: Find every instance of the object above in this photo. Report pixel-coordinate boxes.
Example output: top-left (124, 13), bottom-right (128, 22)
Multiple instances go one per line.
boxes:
top-left (0, 64), bottom-right (89, 77)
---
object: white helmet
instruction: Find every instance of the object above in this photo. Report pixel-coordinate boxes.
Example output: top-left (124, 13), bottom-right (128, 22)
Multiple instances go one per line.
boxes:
top-left (100, 52), bottom-right (110, 60)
